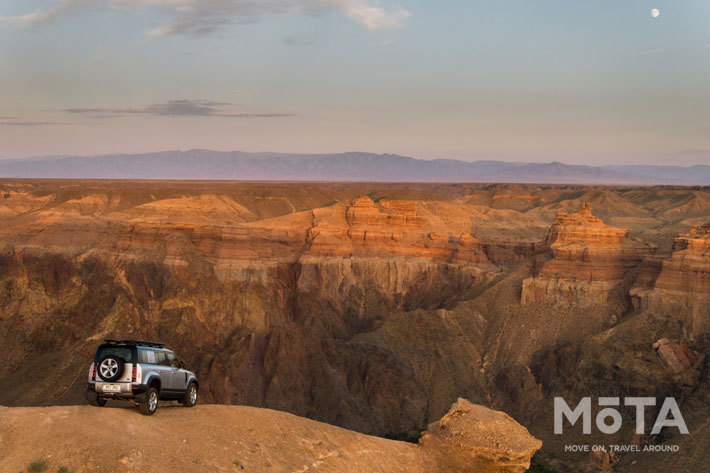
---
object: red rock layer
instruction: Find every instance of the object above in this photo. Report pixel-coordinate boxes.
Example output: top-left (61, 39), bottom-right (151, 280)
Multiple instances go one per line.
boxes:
top-left (522, 203), bottom-right (653, 307)
top-left (309, 197), bottom-right (493, 264)
top-left (346, 197), bottom-right (425, 227)
top-left (631, 224), bottom-right (710, 338)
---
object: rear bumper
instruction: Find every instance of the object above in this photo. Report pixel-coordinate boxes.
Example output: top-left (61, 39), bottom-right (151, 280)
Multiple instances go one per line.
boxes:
top-left (87, 383), bottom-right (147, 401)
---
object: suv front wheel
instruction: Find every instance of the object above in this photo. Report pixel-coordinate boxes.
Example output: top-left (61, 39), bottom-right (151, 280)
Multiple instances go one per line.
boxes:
top-left (182, 383), bottom-right (198, 407)
top-left (139, 387), bottom-right (159, 415)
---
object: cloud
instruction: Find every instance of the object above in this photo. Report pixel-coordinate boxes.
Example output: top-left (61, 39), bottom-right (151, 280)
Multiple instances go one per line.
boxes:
top-left (284, 34), bottom-right (315, 46)
top-left (335, 0), bottom-right (410, 30)
top-left (0, 0), bottom-right (87, 27)
top-left (63, 99), bottom-right (294, 118)
top-left (0, 119), bottom-right (70, 126)
top-left (4, 0), bottom-right (410, 35)
top-left (129, 0), bottom-right (411, 37)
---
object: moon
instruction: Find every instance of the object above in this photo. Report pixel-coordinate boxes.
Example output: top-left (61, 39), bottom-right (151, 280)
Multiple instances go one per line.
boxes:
top-left (651, 8), bottom-right (660, 18)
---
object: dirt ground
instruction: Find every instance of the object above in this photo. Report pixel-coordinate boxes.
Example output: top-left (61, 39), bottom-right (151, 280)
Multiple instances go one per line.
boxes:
top-left (0, 403), bottom-right (429, 473)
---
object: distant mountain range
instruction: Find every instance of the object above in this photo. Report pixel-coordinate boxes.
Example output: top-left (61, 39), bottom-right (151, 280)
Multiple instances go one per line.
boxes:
top-left (1, 150), bottom-right (708, 185)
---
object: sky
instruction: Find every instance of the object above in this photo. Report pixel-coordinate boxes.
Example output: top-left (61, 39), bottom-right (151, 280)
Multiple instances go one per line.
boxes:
top-left (1, 0), bottom-right (709, 165)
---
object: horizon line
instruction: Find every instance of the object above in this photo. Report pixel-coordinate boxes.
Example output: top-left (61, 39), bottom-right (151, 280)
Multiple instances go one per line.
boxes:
top-left (1, 149), bottom-right (708, 169)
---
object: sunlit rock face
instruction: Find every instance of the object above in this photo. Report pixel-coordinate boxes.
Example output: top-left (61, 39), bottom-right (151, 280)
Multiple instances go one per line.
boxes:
top-left (632, 224), bottom-right (710, 338)
top-left (419, 398), bottom-right (542, 473)
top-left (521, 203), bottom-right (654, 310)
top-left (310, 196), bottom-right (494, 264)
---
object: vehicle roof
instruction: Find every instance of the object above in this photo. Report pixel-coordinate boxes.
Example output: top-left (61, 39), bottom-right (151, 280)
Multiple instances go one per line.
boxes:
top-left (101, 339), bottom-right (166, 348)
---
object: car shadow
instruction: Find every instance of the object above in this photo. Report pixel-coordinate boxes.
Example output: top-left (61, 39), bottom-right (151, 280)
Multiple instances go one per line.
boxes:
top-left (101, 399), bottom-right (187, 411)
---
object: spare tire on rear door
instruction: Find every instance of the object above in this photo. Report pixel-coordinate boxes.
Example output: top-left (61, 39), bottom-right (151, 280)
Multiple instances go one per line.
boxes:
top-left (97, 355), bottom-right (125, 382)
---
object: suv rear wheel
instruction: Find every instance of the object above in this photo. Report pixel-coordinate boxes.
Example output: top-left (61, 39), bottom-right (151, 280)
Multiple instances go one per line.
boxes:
top-left (182, 383), bottom-right (198, 407)
top-left (89, 397), bottom-right (107, 407)
top-left (139, 387), bottom-right (159, 415)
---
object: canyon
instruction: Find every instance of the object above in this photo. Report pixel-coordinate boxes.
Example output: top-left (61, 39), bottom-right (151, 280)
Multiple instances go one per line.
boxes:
top-left (0, 180), bottom-right (708, 472)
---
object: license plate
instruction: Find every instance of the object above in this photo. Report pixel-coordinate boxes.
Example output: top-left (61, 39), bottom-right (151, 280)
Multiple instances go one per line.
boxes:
top-left (103, 384), bottom-right (121, 392)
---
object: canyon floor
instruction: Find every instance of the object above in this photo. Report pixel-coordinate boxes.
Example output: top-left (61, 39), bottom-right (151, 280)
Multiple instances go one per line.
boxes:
top-left (0, 180), bottom-right (708, 472)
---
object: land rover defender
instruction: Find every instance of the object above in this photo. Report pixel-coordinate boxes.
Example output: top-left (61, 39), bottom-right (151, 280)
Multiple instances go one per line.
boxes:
top-left (86, 339), bottom-right (199, 415)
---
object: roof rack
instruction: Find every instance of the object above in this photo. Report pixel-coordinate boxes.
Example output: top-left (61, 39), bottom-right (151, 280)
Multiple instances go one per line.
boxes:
top-left (104, 339), bottom-right (165, 348)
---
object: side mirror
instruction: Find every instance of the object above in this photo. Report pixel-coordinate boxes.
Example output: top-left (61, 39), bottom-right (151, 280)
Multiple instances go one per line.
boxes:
top-left (178, 360), bottom-right (185, 369)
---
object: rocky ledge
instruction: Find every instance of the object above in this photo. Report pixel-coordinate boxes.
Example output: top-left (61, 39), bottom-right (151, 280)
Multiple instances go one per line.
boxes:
top-left (0, 399), bottom-right (541, 473)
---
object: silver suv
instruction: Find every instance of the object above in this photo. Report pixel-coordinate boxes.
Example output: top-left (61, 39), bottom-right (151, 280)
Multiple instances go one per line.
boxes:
top-left (85, 339), bottom-right (199, 415)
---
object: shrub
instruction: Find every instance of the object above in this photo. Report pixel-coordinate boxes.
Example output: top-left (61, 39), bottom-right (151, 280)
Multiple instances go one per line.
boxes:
top-left (27, 459), bottom-right (48, 472)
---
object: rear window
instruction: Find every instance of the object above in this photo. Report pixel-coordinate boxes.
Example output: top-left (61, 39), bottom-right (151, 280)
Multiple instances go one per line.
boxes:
top-left (95, 346), bottom-right (134, 363)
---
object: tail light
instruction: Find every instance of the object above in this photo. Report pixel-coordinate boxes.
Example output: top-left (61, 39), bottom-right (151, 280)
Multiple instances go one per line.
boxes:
top-left (131, 364), bottom-right (137, 382)
top-left (133, 364), bottom-right (142, 384)
top-left (90, 363), bottom-right (96, 381)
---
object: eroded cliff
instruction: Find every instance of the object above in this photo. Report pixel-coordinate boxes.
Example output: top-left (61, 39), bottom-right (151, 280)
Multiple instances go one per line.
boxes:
top-left (631, 224), bottom-right (710, 339)
top-left (521, 203), bottom-right (654, 311)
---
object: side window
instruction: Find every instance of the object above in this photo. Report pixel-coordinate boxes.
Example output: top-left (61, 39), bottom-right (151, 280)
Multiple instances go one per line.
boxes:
top-left (154, 351), bottom-right (168, 367)
top-left (166, 351), bottom-right (179, 368)
top-left (138, 349), bottom-right (156, 364)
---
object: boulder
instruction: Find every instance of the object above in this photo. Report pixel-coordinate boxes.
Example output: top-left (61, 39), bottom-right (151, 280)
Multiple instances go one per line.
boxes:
top-left (419, 398), bottom-right (542, 473)
top-left (653, 338), bottom-right (703, 388)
